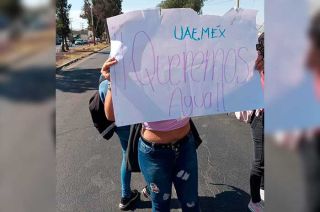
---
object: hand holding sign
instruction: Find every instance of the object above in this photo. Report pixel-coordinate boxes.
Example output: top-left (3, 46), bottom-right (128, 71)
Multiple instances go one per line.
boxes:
top-left (101, 57), bottom-right (117, 81)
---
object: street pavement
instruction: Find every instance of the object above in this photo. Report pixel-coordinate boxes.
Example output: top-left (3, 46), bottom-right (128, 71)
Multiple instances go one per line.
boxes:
top-left (0, 49), bottom-right (56, 212)
top-left (56, 48), bottom-right (255, 212)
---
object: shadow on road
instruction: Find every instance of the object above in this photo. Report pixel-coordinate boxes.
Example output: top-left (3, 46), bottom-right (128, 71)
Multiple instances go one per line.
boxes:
top-left (132, 184), bottom-right (250, 211)
top-left (0, 67), bottom-right (55, 102)
top-left (56, 68), bottom-right (100, 93)
top-left (209, 183), bottom-right (251, 212)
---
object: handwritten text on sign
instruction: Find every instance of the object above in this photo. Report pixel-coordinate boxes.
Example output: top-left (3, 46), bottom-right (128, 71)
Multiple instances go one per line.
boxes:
top-left (107, 8), bottom-right (263, 126)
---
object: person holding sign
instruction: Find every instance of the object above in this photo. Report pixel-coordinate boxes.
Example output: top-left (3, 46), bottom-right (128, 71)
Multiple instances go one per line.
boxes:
top-left (138, 118), bottom-right (199, 212)
top-left (102, 58), bottom-right (199, 212)
top-left (99, 59), bottom-right (140, 211)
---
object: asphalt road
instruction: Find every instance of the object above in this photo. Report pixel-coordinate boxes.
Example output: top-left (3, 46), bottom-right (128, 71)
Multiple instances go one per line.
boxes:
top-left (56, 48), bottom-right (255, 212)
top-left (0, 49), bottom-right (55, 212)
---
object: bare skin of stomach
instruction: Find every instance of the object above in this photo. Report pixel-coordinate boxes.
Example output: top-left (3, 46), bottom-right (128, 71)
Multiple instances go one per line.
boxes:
top-left (141, 123), bottom-right (190, 143)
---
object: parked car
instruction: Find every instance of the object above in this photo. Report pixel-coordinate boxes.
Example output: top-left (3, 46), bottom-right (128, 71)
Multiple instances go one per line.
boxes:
top-left (88, 37), bottom-right (101, 43)
top-left (56, 38), bottom-right (62, 45)
top-left (66, 40), bottom-right (73, 47)
top-left (75, 39), bottom-right (84, 45)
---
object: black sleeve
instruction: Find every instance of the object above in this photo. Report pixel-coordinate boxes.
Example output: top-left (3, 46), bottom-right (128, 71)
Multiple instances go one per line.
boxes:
top-left (126, 124), bottom-right (142, 172)
top-left (190, 119), bottom-right (202, 149)
top-left (89, 91), bottom-right (116, 140)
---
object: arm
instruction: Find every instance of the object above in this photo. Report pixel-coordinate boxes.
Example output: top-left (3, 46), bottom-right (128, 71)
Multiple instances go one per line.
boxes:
top-left (104, 85), bottom-right (115, 121)
top-left (100, 57), bottom-right (117, 121)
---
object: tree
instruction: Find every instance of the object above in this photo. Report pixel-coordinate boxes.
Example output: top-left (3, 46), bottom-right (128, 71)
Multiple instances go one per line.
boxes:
top-left (0, 0), bottom-right (22, 19)
top-left (158, 0), bottom-right (206, 14)
top-left (80, 0), bottom-right (122, 44)
top-left (56, 0), bottom-right (72, 52)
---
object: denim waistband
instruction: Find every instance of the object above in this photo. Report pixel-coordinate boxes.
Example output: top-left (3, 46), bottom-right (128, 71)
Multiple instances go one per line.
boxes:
top-left (140, 131), bottom-right (192, 150)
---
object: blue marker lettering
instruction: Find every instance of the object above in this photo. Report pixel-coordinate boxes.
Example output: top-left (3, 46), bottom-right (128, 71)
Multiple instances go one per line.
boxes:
top-left (174, 26), bottom-right (183, 40)
top-left (201, 27), bottom-right (210, 40)
top-left (219, 29), bottom-right (226, 38)
top-left (211, 29), bottom-right (218, 38)
top-left (184, 26), bottom-right (191, 39)
top-left (191, 28), bottom-right (200, 40)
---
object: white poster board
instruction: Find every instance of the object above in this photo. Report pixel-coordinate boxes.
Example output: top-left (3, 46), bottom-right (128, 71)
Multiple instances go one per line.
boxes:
top-left (107, 8), bottom-right (263, 126)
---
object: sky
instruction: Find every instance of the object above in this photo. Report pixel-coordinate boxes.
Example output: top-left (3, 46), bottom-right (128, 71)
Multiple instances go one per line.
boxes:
top-left (69, 0), bottom-right (264, 31)
top-left (21, 0), bottom-right (51, 8)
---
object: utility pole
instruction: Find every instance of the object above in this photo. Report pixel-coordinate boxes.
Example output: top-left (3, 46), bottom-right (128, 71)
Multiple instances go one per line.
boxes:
top-left (90, 0), bottom-right (96, 45)
top-left (70, 18), bottom-right (73, 44)
top-left (235, 0), bottom-right (240, 10)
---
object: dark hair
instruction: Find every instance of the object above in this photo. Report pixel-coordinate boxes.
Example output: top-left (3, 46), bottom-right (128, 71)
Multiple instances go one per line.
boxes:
top-left (254, 32), bottom-right (264, 72)
top-left (256, 32), bottom-right (264, 58)
top-left (309, 11), bottom-right (320, 49)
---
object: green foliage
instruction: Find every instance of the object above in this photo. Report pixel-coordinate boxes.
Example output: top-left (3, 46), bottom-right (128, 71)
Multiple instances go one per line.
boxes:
top-left (56, 0), bottom-right (72, 51)
top-left (0, 0), bottom-right (22, 18)
top-left (80, 0), bottom-right (122, 40)
top-left (158, 0), bottom-right (206, 14)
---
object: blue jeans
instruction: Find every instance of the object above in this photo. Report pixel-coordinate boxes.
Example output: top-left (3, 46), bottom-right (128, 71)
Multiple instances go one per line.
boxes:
top-left (99, 79), bottom-right (132, 198)
top-left (138, 132), bottom-right (199, 212)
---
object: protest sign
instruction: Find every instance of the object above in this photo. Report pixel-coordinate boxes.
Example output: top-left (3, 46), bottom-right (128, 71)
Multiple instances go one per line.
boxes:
top-left (107, 8), bottom-right (263, 126)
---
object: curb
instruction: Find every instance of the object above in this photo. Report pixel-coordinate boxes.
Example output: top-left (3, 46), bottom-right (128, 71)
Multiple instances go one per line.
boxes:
top-left (56, 46), bottom-right (109, 72)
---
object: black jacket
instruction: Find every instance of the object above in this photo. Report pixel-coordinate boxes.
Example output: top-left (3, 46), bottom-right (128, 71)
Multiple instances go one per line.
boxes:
top-left (126, 119), bottom-right (202, 172)
top-left (88, 90), bottom-right (116, 140)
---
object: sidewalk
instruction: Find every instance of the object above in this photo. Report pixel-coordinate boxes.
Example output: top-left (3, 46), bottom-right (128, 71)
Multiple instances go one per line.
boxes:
top-left (0, 29), bottom-right (54, 68)
top-left (56, 43), bottom-right (109, 70)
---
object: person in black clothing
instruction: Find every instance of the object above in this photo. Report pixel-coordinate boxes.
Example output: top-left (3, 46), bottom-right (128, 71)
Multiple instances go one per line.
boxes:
top-left (248, 33), bottom-right (265, 212)
top-left (302, 11), bottom-right (320, 212)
